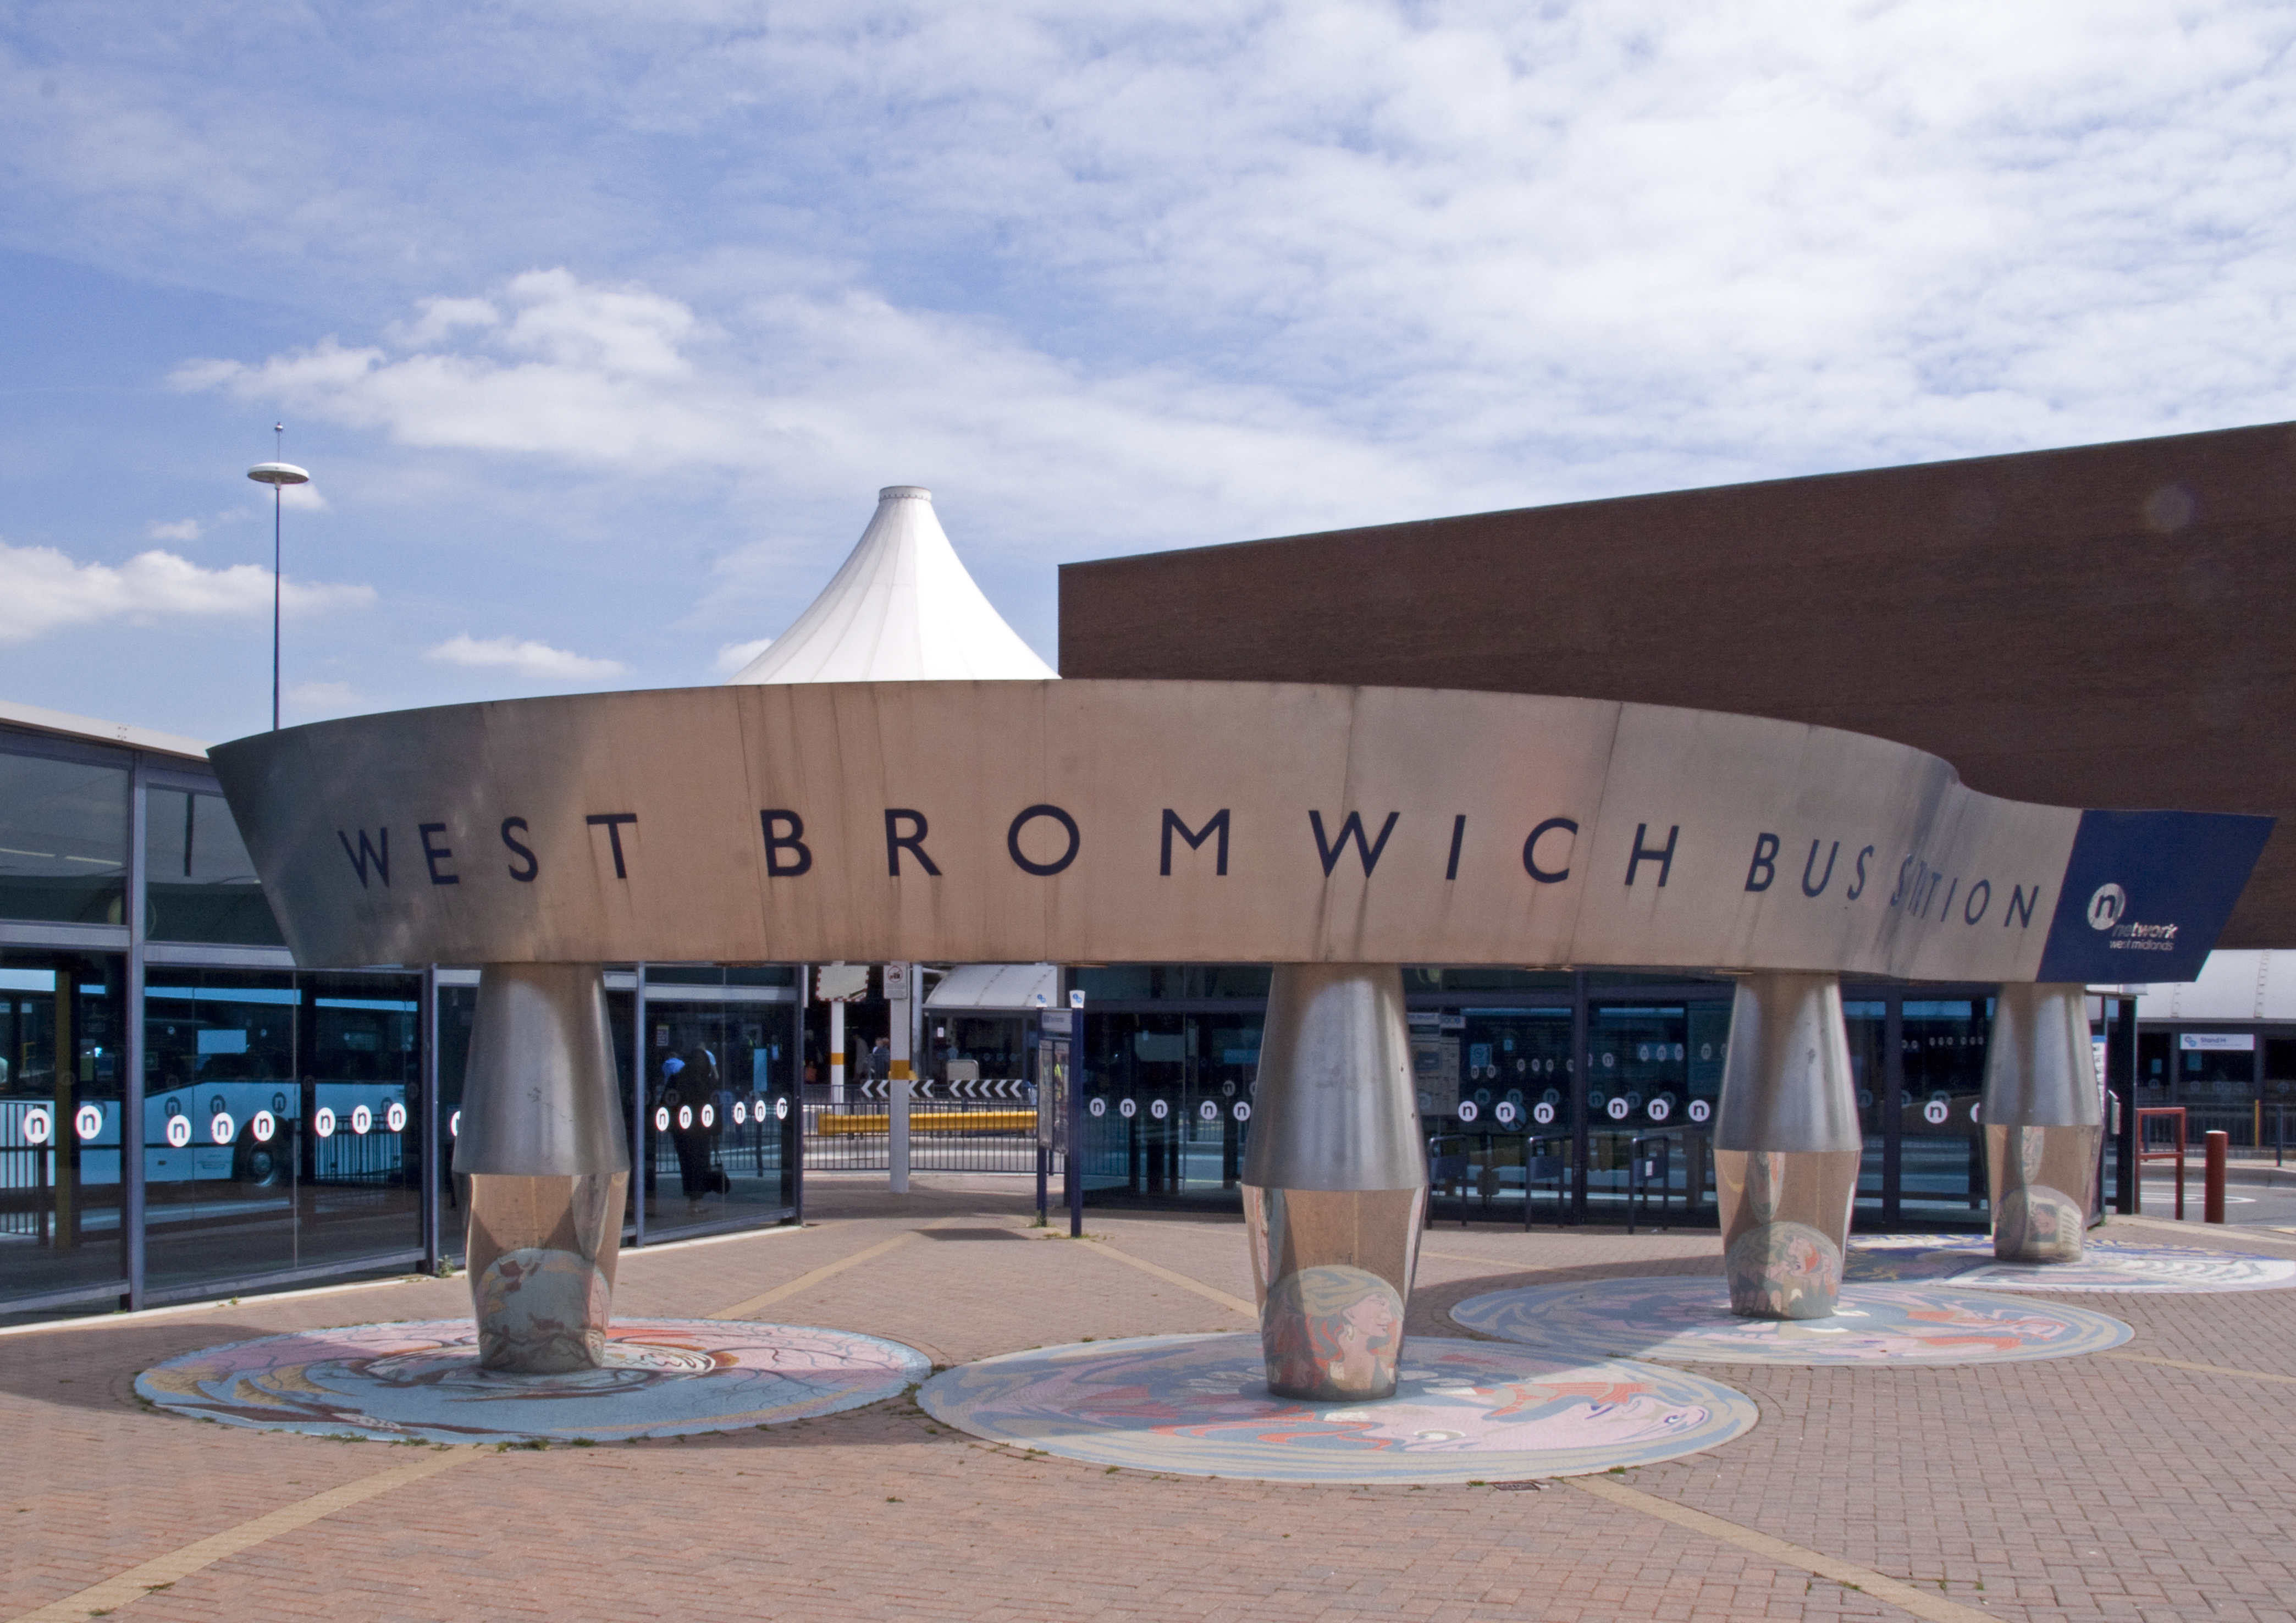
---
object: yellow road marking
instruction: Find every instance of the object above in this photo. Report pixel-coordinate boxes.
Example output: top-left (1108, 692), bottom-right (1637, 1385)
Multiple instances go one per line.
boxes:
top-left (1571, 1475), bottom-right (1997, 1623)
top-left (1075, 1240), bottom-right (1258, 1317)
top-left (2100, 1350), bottom-right (2296, 1386)
top-left (8, 1450), bottom-right (472, 1623)
top-left (708, 1230), bottom-right (923, 1318)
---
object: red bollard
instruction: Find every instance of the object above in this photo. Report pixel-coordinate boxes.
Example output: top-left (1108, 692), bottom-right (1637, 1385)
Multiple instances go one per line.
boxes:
top-left (2204, 1130), bottom-right (2228, 1224)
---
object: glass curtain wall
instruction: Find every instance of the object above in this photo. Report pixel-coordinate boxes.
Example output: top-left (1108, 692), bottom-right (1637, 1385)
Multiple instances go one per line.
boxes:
top-left (1583, 1001), bottom-right (1726, 1224)
top-left (0, 954), bottom-right (128, 1309)
top-left (0, 747), bottom-right (128, 926)
top-left (141, 970), bottom-right (426, 1296)
top-left (638, 991), bottom-right (798, 1237)
top-left (1897, 997), bottom-right (1991, 1223)
top-left (1846, 999), bottom-right (1890, 1218)
top-left (144, 782), bottom-right (284, 946)
top-left (1076, 1008), bottom-right (1262, 1199)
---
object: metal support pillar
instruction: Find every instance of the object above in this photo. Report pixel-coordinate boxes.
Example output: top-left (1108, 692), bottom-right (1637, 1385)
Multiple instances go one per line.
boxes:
top-left (1067, 987), bottom-right (1085, 1238)
top-left (420, 963), bottom-right (441, 1275)
top-left (2110, 994), bottom-right (2139, 1213)
top-left (1880, 995), bottom-right (1905, 1228)
top-left (1982, 984), bottom-right (2104, 1261)
top-left (790, 991), bottom-right (805, 1225)
top-left (459, 963), bottom-right (631, 1372)
top-left (1715, 974), bottom-right (1861, 1320)
top-left (122, 757), bottom-right (148, 1310)
top-left (1242, 964), bottom-right (1426, 1401)
top-left (1568, 971), bottom-right (1589, 1227)
top-left (630, 962), bottom-right (647, 1246)
top-left (888, 962), bottom-right (912, 1194)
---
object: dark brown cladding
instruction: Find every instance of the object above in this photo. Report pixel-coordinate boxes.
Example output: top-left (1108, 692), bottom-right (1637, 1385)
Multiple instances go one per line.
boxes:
top-left (1059, 419), bottom-right (2296, 949)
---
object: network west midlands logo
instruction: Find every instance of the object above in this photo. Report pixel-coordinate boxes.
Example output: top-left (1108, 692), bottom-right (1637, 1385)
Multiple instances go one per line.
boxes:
top-left (2088, 882), bottom-right (2177, 951)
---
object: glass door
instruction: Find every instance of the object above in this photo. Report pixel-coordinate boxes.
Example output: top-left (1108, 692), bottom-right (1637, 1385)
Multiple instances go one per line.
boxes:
top-left (0, 956), bottom-right (126, 1310)
top-left (1585, 1003), bottom-right (1723, 1225)
top-left (1898, 997), bottom-right (1990, 1223)
top-left (640, 1000), bottom-right (796, 1235)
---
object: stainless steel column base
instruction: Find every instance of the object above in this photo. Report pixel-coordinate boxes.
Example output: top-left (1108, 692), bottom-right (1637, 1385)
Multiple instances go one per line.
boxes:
top-left (467, 1171), bottom-right (626, 1372)
top-left (1717, 1149), bottom-right (1859, 1318)
top-left (1245, 1185), bottom-right (1423, 1401)
top-left (1241, 965), bottom-right (1427, 1404)
top-left (1715, 975), bottom-right (1862, 1321)
top-left (455, 964), bottom-right (633, 1374)
top-left (1983, 984), bottom-right (2105, 1263)
top-left (1988, 1125), bottom-right (2102, 1263)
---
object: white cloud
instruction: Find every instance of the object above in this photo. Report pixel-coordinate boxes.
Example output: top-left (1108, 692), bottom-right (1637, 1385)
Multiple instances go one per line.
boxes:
top-left (713, 636), bottom-right (771, 674)
top-left (427, 632), bottom-right (628, 681)
top-left (147, 517), bottom-right (202, 542)
top-left (25, 0), bottom-right (2296, 711)
top-left (285, 680), bottom-right (362, 717)
top-left (0, 539), bottom-right (374, 645)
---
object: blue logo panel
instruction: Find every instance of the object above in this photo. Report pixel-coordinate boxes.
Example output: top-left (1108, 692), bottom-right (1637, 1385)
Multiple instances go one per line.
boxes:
top-left (2036, 809), bottom-right (2275, 982)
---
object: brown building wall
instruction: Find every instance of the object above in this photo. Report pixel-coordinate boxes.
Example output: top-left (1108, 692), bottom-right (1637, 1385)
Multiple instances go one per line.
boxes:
top-left (1058, 420), bottom-right (2296, 948)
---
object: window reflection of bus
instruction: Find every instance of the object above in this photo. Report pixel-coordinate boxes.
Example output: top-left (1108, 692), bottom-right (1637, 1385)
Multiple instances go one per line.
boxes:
top-left (142, 1080), bottom-right (409, 1186)
top-left (142, 985), bottom-right (418, 1191)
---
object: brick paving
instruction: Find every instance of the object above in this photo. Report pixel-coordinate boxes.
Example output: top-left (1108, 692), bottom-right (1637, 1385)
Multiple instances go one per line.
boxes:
top-left (5, 1178), bottom-right (2296, 1621)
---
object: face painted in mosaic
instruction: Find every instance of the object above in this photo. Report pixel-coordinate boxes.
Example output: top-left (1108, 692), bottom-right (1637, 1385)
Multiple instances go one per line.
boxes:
top-left (1262, 1264), bottom-right (1405, 1401)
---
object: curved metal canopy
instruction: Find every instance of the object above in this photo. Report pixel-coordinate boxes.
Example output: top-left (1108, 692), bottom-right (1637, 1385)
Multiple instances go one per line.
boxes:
top-left (208, 680), bottom-right (2270, 982)
top-left (726, 487), bottom-right (1056, 684)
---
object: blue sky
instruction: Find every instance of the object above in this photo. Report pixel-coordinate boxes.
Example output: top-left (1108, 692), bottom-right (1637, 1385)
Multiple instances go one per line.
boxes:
top-left (4, 2), bottom-right (2294, 743)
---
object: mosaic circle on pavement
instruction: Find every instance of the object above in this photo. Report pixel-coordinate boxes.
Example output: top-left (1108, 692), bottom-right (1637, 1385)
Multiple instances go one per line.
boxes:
top-left (1449, 1278), bottom-right (2132, 1365)
top-left (1848, 1234), bottom-right (2296, 1293)
top-left (136, 1319), bottom-right (930, 1443)
top-left (917, 1332), bottom-right (1756, 1484)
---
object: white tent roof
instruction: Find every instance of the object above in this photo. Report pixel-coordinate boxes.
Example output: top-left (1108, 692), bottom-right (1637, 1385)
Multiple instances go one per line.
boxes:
top-left (726, 487), bottom-right (1057, 684)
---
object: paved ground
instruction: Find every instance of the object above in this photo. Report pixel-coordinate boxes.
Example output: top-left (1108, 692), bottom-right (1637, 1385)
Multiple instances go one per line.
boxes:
top-left (5, 1176), bottom-right (2296, 1622)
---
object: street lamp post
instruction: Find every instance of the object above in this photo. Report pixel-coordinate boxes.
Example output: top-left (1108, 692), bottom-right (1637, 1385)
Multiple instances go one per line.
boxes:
top-left (246, 424), bottom-right (310, 732)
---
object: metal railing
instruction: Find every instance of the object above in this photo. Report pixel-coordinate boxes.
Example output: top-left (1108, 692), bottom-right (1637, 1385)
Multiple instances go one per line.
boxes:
top-left (2135, 1106), bottom-right (2188, 1219)
top-left (803, 1094), bottom-right (1042, 1173)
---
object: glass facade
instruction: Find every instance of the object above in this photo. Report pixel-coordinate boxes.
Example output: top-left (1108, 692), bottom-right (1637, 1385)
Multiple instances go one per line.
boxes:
top-left (1061, 973), bottom-right (2041, 1232)
top-left (0, 724), bottom-right (816, 1323)
top-left (0, 747), bottom-right (126, 925)
top-left (141, 970), bottom-right (426, 1296)
top-left (636, 991), bottom-right (799, 1238)
top-left (0, 954), bottom-right (128, 1310)
top-left (145, 782), bottom-right (284, 946)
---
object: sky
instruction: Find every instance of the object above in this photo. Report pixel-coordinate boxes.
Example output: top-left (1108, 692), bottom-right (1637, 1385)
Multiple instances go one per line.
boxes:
top-left (3, 1), bottom-right (2294, 744)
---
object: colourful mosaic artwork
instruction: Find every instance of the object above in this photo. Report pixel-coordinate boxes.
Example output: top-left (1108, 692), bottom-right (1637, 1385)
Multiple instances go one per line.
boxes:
top-left (1449, 1278), bottom-right (2132, 1366)
top-left (917, 1332), bottom-right (1757, 1484)
top-left (135, 1319), bottom-right (930, 1443)
top-left (1848, 1234), bottom-right (2296, 1293)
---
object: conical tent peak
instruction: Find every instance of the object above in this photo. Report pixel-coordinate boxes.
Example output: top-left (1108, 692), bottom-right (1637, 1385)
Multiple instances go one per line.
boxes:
top-left (725, 488), bottom-right (1056, 685)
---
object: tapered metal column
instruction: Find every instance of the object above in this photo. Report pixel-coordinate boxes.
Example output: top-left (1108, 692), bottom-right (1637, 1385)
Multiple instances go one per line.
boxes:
top-left (1242, 964), bottom-right (1426, 1402)
top-left (1715, 974), bottom-right (1861, 1320)
top-left (456, 964), bottom-right (630, 1372)
top-left (1983, 983), bottom-right (2104, 1262)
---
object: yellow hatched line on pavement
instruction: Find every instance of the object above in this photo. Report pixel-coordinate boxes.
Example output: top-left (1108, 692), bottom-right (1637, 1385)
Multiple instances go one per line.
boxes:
top-left (2100, 1350), bottom-right (2296, 1386)
top-left (708, 1229), bottom-right (925, 1318)
top-left (1073, 1239), bottom-right (1258, 1317)
top-left (7, 1450), bottom-right (473, 1623)
top-left (1571, 1476), bottom-right (1996, 1623)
